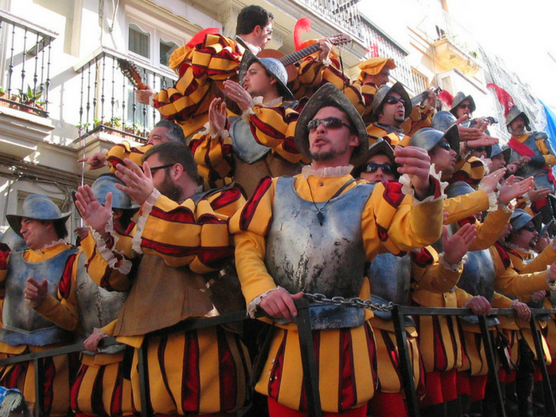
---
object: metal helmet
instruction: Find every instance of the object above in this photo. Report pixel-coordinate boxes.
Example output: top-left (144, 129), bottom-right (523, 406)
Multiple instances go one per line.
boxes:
top-left (6, 194), bottom-right (72, 237)
top-left (90, 174), bottom-right (139, 210)
top-left (371, 82), bottom-right (413, 122)
top-left (352, 139), bottom-right (397, 178)
top-left (505, 106), bottom-right (531, 132)
top-left (446, 181), bottom-right (475, 198)
top-left (238, 49), bottom-right (294, 101)
top-left (509, 209), bottom-right (542, 234)
top-left (431, 111), bottom-right (457, 132)
top-left (539, 219), bottom-right (556, 239)
top-left (489, 144), bottom-right (511, 164)
top-left (409, 125), bottom-right (460, 157)
top-left (295, 83), bottom-right (369, 166)
top-left (450, 92), bottom-right (476, 116)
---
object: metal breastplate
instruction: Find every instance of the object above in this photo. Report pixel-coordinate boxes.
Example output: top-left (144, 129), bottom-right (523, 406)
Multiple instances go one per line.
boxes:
top-left (509, 134), bottom-right (551, 187)
top-left (457, 249), bottom-right (499, 326)
top-left (368, 253), bottom-right (411, 305)
top-left (230, 116), bottom-right (271, 164)
top-left (75, 254), bottom-right (128, 355)
top-left (0, 247), bottom-right (77, 346)
top-left (265, 177), bottom-right (374, 298)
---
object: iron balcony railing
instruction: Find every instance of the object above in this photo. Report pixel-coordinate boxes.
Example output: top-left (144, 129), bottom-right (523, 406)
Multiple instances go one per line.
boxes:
top-left (2, 302), bottom-right (555, 417)
top-left (72, 48), bottom-right (177, 143)
top-left (0, 9), bottom-right (56, 117)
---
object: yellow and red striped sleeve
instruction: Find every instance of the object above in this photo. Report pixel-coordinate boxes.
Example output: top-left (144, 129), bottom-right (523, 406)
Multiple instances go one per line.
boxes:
top-left (140, 192), bottom-right (238, 273)
top-left (401, 105), bottom-right (433, 136)
top-left (190, 131), bottom-right (234, 185)
top-left (105, 142), bottom-right (153, 172)
top-left (80, 230), bottom-right (135, 292)
top-left (249, 105), bottom-right (304, 163)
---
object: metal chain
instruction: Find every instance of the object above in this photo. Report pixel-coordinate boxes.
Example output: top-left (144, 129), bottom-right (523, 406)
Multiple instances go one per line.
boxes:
top-left (304, 292), bottom-right (395, 312)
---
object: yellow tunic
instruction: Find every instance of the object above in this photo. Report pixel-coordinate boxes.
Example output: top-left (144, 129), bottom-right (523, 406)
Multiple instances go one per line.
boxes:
top-left (230, 173), bottom-right (444, 412)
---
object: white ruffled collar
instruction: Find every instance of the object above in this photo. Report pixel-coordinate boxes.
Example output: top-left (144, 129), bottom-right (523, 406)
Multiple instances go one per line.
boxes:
top-left (301, 165), bottom-right (353, 178)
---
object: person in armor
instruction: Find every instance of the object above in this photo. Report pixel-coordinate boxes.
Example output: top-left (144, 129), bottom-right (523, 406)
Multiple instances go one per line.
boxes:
top-left (0, 194), bottom-right (82, 417)
top-left (366, 82), bottom-right (412, 147)
top-left (190, 50), bottom-right (304, 196)
top-left (75, 141), bottom-right (250, 417)
top-left (230, 83), bottom-right (446, 416)
top-left (506, 105), bottom-right (556, 222)
top-left (25, 175), bottom-right (135, 417)
top-left (486, 143), bottom-right (511, 173)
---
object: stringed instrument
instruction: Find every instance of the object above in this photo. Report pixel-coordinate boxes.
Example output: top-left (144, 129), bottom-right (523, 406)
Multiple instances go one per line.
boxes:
top-left (117, 58), bottom-right (148, 90)
top-left (258, 33), bottom-right (351, 82)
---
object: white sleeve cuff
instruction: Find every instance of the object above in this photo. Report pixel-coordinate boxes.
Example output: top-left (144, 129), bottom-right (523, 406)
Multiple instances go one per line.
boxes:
top-left (241, 96), bottom-right (261, 124)
top-left (478, 181), bottom-right (498, 212)
top-left (439, 252), bottom-right (468, 272)
top-left (131, 188), bottom-right (161, 254)
top-left (247, 286), bottom-right (284, 318)
top-left (89, 218), bottom-right (132, 274)
top-left (399, 163), bottom-right (447, 205)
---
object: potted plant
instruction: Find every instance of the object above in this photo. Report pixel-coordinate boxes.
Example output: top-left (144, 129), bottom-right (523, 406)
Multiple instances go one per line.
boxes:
top-left (17, 86), bottom-right (45, 113)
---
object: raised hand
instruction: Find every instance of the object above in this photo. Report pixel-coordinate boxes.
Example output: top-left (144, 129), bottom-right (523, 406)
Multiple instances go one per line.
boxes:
top-left (136, 85), bottom-right (155, 105)
top-left (75, 185), bottom-right (113, 237)
top-left (77, 152), bottom-right (107, 170)
top-left (443, 224), bottom-right (477, 265)
top-left (395, 145), bottom-right (433, 200)
top-left (223, 80), bottom-right (252, 112)
top-left (208, 97), bottom-right (227, 138)
top-left (498, 176), bottom-right (534, 205)
top-left (114, 158), bottom-right (154, 206)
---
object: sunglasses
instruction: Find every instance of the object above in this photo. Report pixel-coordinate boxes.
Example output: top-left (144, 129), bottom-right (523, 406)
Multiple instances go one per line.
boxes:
top-left (385, 96), bottom-right (406, 105)
top-left (364, 162), bottom-right (395, 175)
top-left (436, 141), bottom-right (452, 151)
top-left (458, 104), bottom-right (471, 109)
top-left (307, 117), bottom-right (352, 131)
top-left (521, 223), bottom-right (537, 232)
top-left (150, 163), bottom-right (174, 173)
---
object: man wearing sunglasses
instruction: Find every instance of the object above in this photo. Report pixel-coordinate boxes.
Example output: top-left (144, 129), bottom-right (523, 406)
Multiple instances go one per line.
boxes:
top-left (75, 141), bottom-right (250, 417)
top-left (366, 82), bottom-right (413, 147)
top-left (230, 83), bottom-right (445, 417)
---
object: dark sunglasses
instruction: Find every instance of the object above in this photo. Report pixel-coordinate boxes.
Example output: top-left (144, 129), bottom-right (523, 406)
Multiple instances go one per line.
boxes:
top-left (307, 117), bottom-right (352, 131)
top-left (522, 223), bottom-right (537, 232)
top-left (385, 96), bottom-right (406, 105)
top-left (364, 162), bottom-right (395, 175)
top-left (436, 141), bottom-right (452, 151)
top-left (150, 163), bottom-right (174, 173)
top-left (458, 104), bottom-right (471, 109)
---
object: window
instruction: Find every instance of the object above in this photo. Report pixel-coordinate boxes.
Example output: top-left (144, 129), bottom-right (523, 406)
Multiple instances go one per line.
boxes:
top-left (159, 39), bottom-right (179, 67)
top-left (129, 24), bottom-right (150, 59)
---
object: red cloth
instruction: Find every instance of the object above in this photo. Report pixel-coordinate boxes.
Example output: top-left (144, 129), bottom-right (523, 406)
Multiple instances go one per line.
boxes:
top-left (419, 369), bottom-right (458, 407)
top-left (469, 375), bottom-right (488, 402)
top-left (508, 137), bottom-right (556, 187)
top-left (368, 392), bottom-right (408, 417)
top-left (268, 398), bottom-right (367, 417)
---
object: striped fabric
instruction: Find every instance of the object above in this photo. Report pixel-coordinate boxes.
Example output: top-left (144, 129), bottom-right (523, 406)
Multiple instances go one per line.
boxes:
top-left (129, 327), bottom-right (250, 415)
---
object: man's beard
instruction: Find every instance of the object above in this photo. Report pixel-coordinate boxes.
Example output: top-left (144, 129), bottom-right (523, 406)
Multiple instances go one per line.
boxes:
top-left (158, 172), bottom-right (183, 202)
top-left (310, 149), bottom-right (337, 162)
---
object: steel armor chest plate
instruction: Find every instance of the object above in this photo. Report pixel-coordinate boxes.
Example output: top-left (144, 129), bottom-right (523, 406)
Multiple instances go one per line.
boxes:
top-left (265, 177), bottom-right (374, 298)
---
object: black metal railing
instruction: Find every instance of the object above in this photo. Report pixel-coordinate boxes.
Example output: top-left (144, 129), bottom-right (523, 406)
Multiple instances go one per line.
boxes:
top-left (2, 303), bottom-right (555, 417)
top-left (72, 49), bottom-right (177, 143)
top-left (0, 10), bottom-right (56, 117)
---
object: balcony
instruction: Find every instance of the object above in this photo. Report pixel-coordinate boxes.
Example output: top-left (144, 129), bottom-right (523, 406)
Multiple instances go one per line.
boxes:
top-left (432, 10), bottom-right (481, 77)
top-left (70, 49), bottom-right (177, 176)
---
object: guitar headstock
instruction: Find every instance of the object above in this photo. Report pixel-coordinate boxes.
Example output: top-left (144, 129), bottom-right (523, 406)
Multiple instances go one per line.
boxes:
top-left (328, 34), bottom-right (351, 47)
top-left (117, 58), bottom-right (147, 90)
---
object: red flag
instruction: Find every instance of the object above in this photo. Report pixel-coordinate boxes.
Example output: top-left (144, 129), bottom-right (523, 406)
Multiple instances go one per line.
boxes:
top-left (294, 18), bottom-right (312, 51)
top-left (487, 83), bottom-right (514, 117)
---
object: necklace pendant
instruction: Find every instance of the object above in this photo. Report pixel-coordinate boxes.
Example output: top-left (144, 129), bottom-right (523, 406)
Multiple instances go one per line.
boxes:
top-left (317, 211), bottom-right (324, 226)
